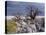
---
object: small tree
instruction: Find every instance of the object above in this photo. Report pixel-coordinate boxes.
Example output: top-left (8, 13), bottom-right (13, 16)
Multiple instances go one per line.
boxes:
top-left (29, 7), bottom-right (41, 20)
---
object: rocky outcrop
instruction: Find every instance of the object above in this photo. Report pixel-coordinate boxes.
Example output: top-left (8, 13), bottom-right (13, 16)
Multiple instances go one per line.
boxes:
top-left (6, 16), bottom-right (45, 33)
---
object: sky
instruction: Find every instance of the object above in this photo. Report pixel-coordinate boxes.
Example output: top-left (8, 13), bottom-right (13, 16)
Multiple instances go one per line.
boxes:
top-left (6, 1), bottom-right (45, 16)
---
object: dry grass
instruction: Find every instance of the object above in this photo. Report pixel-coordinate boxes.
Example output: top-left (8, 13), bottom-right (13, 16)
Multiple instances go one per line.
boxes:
top-left (7, 19), bottom-right (17, 33)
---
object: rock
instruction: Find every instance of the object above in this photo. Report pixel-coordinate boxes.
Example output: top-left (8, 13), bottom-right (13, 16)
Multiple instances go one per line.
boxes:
top-left (7, 16), bottom-right (45, 33)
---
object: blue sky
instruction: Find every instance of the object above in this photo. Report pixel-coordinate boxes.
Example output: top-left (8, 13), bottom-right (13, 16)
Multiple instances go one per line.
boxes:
top-left (7, 1), bottom-right (45, 16)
